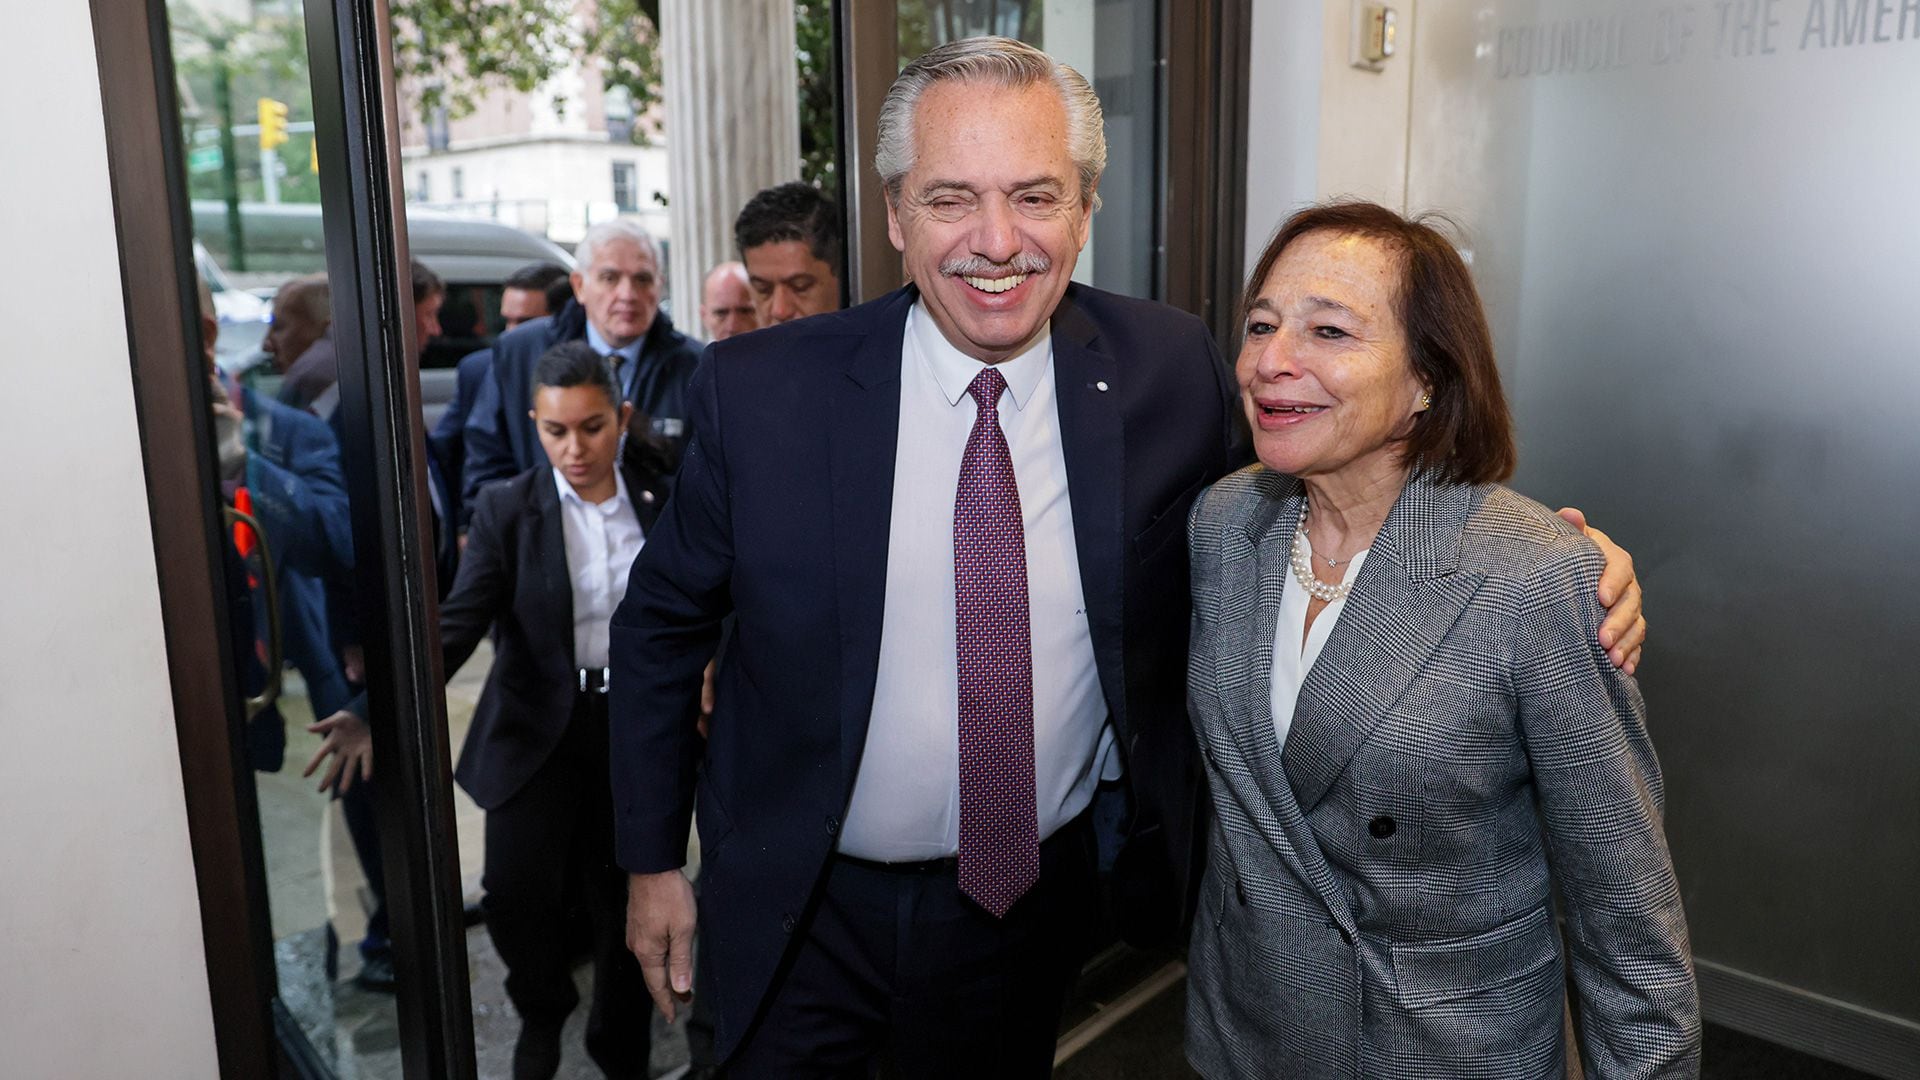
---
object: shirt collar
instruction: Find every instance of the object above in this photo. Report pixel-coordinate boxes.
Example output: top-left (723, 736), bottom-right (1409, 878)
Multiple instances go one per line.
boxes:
top-left (585, 320), bottom-right (643, 363)
top-left (907, 300), bottom-right (1051, 411)
top-left (552, 467), bottom-right (630, 515)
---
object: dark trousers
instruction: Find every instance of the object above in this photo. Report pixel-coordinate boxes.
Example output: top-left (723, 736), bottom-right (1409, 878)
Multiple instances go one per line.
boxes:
top-left (482, 692), bottom-right (650, 1077)
top-left (338, 777), bottom-right (390, 955)
top-left (724, 812), bottom-right (1098, 1079)
top-left (685, 894), bottom-right (720, 1073)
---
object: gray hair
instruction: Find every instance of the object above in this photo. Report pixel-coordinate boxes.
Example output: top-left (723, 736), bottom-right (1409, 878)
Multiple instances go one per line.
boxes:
top-left (574, 217), bottom-right (660, 272)
top-left (274, 274), bottom-right (331, 327)
top-left (875, 36), bottom-right (1106, 212)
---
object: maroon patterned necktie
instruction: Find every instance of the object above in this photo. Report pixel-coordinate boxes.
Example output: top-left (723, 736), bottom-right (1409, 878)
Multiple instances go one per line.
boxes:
top-left (953, 367), bottom-right (1040, 918)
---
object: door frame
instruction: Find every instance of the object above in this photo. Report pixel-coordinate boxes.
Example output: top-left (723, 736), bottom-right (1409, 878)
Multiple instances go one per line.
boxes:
top-left (90, 0), bottom-right (278, 1073)
top-left (89, 0), bottom-right (475, 1074)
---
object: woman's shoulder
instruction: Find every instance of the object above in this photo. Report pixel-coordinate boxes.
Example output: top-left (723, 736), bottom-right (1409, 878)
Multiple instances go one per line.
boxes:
top-left (1197, 464), bottom-right (1296, 511)
top-left (1459, 484), bottom-right (1602, 584)
top-left (1190, 465), bottom-right (1297, 535)
top-left (473, 467), bottom-right (550, 525)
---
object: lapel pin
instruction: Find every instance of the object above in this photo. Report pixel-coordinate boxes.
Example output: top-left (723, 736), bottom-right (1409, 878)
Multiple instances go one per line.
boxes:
top-left (641, 490), bottom-right (655, 504)
top-left (1095, 380), bottom-right (1110, 392)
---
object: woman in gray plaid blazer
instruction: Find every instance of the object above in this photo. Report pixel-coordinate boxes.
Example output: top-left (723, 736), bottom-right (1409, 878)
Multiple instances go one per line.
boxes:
top-left (1185, 203), bottom-right (1699, 1079)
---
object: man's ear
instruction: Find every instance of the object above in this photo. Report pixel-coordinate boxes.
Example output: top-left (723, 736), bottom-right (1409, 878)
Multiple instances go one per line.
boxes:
top-left (200, 313), bottom-right (220, 367)
top-left (885, 195), bottom-right (906, 254)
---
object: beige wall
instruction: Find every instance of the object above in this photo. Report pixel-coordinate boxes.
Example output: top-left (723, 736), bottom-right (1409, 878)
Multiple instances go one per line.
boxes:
top-left (1243, 0), bottom-right (1418, 279)
top-left (0, 5), bottom-right (220, 1078)
top-left (1311, 0), bottom-right (1415, 206)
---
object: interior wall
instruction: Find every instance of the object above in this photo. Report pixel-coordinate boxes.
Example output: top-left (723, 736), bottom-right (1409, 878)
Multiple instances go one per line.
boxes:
top-left (0, 4), bottom-right (221, 1077)
top-left (1242, 0), bottom-right (1415, 281)
top-left (1242, 0), bottom-right (1329, 277)
top-left (1310, 0), bottom-right (1414, 206)
top-left (1405, 0), bottom-right (1920, 1038)
top-left (1244, 0), bottom-right (1920, 1071)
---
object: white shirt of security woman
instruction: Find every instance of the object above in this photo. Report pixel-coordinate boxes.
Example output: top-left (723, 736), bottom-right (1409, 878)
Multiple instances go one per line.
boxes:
top-left (554, 468), bottom-right (643, 670)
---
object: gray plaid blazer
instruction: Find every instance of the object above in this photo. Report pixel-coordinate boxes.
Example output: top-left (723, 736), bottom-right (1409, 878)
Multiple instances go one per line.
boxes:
top-left (1184, 467), bottom-right (1699, 1079)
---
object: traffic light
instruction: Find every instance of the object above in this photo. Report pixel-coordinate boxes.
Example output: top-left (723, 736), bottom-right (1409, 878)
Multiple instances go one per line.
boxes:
top-left (258, 98), bottom-right (289, 151)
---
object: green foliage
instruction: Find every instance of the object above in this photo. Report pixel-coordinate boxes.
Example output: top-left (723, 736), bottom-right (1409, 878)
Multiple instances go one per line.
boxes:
top-left (592, 0), bottom-right (664, 143)
top-left (173, 0), bottom-right (836, 203)
top-left (795, 0), bottom-right (837, 197)
top-left (171, 7), bottom-right (323, 204)
top-left (389, 0), bottom-right (662, 143)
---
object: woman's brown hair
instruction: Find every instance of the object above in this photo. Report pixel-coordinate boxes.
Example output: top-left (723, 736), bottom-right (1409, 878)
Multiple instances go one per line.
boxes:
top-left (1244, 201), bottom-right (1515, 485)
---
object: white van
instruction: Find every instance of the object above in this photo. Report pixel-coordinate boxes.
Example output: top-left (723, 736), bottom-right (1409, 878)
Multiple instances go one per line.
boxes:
top-left (192, 201), bottom-right (575, 427)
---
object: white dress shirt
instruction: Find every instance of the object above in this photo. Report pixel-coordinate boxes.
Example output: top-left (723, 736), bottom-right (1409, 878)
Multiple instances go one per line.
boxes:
top-left (554, 469), bottom-right (645, 670)
top-left (1269, 531), bottom-right (1370, 749)
top-left (838, 303), bottom-right (1116, 861)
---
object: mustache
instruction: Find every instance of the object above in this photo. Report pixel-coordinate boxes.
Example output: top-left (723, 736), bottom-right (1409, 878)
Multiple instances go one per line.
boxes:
top-left (939, 252), bottom-right (1051, 278)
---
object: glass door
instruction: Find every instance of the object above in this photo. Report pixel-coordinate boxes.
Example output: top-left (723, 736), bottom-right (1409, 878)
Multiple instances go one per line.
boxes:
top-left (101, 0), bottom-right (471, 1074)
top-left (108, 0), bottom-right (854, 1075)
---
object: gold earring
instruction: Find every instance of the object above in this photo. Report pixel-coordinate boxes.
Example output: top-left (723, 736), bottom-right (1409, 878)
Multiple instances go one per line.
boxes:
top-left (1419, 391), bottom-right (1432, 410)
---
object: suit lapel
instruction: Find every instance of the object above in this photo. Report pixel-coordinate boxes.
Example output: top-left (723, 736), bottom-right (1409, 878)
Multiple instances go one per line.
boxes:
top-left (829, 289), bottom-right (913, 787)
top-left (1211, 475), bottom-right (1356, 932)
top-left (1282, 473), bottom-right (1483, 813)
top-left (1049, 292), bottom-right (1127, 737)
top-left (620, 461), bottom-right (667, 534)
top-left (527, 473), bottom-right (576, 670)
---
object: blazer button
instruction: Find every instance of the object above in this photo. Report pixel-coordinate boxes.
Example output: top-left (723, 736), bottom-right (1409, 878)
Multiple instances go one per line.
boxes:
top-left (1368, 815), bottom-right (1396, 839)
top-left (1234, 879), bottom-right (1248, 906)
top-left (781, 912), bottom-right (796, 934)
top-left (825, 815), bottom-right (840, 837)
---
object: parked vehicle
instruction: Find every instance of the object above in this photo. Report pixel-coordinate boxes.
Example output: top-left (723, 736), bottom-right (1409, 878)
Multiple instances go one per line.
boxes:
top-left (192, 201), bottom-right (574, 428)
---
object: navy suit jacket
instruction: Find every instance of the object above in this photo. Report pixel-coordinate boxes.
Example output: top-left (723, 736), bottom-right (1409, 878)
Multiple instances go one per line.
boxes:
top-left (243, 387), bottom-right (354, 717)
top-left (428, 347), bottom-right (493, 529)
top-left (349, 459), bottom-right (668, 808)
top-left (607, 284), bottom-right (1245, 1055)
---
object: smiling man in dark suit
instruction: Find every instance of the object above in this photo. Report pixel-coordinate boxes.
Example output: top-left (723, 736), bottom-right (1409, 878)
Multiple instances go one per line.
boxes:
top-left (609, 39), bottom-right (1240, 1076)
top-left (611, 36), bottom-right (1642, 1078)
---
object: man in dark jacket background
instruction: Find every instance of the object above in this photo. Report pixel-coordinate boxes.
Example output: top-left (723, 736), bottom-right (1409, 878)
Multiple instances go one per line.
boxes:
top-left (460, 219), bottom-right (700, 512)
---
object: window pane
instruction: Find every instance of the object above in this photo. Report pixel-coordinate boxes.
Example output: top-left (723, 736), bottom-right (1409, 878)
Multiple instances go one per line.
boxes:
top-left (169, 0), bottom-right (415, 1069)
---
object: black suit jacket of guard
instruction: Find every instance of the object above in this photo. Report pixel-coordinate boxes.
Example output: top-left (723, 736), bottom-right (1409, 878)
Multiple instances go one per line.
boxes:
top-left (607, 283), bottom-right (1246, 1056)
top-left (441, 459), bottom-right (669, 810)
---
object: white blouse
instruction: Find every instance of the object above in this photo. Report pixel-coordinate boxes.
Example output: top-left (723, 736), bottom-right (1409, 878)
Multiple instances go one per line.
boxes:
top-left (1270, 531), bottom-right (1371, 751)
top-left (554, 468), bottom-right (645, 670)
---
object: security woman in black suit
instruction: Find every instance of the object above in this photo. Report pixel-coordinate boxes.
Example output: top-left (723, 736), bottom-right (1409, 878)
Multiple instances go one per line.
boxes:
top-left (311, 340), bottom-right (671, 1079)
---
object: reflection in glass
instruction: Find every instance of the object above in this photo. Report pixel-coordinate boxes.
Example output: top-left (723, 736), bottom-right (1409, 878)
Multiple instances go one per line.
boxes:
top-left (169, 0), bottom-right (846, 1070)
top-left (171, 0), bottom-right (403, 1071)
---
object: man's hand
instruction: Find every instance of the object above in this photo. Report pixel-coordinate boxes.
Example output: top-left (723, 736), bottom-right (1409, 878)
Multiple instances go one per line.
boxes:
top-left (341, 643), bottom-right (367, 686)
top-left (698, 659), bottom-right (717, 740)
top-left (627, 870), bottom-right (697, 1022)
top-left (303, 709), bottom-right (372, 794)
top-left (1557, 507), bottom-right (1644, 675)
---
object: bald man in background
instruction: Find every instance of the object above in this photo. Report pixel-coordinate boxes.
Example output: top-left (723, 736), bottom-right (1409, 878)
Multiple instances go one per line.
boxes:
top-left (265, 275), bottom-right (336, 411)
top-left (698, 262), bottom-right (760, 342)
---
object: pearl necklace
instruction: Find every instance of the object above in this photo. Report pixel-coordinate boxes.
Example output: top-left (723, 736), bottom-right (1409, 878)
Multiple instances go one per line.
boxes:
top-left (1290, 508), bottom-right (1356, 603)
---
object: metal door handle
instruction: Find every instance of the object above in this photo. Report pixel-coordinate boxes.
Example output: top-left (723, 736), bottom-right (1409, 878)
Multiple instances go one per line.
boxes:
top-left (224, 505), bottom-right (284, 720)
